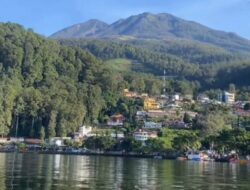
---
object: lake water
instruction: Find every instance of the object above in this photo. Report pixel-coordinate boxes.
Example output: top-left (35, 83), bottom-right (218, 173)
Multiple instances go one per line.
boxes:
top-left (0, 153), bottom-right (250, 190)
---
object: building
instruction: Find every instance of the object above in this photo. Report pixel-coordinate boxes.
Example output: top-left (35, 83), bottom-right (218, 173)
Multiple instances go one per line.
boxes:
top-left (140, 93), bottom-right (149, 98)
top-left (166, 103), bottom-right (181, 110)
top-left (9, 137), bottom-right (24, 143)
top-left (0, 138), bottom-right (8, 144)
top-left (123, 89), bottom-right (138, 98)
top-left (169, 121), bottom-right (189, 129)
top-left (47, 137), bottom-right (71, 147)
top-left (197, 94), bottom-right (210, 103)
top-left (107, 114), bottom-right (125, 126)
top-left (79, 126), bottom-right (92, 136)
top-left (146, 110), bottom-right (171, 118)
top-left (171, 94), bottom-right (180, 101)
top-left (133, 129), bottom-right (158, 141)
top-left (110, 132), bottom-right (125, 139)
top-left (144, 98), bottom-right (160, 110)
top-left (74, 125), bottom-right (92, 139)
top-left (143, 121), bottom-right (162, 129)
top-left (219, 91), bottom-right (235, 104)
top-left (136, 111), bottom-right (147, 120)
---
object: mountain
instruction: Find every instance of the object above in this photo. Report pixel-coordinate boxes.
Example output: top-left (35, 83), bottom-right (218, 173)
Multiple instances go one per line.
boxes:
top-left (51, 12), bottom-right (250, 53)
top-left (50, 19), bottom-right (108, 38)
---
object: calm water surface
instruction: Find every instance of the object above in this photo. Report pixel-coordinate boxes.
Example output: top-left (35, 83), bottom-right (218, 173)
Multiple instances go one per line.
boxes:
top-left (0, 153), bottom-right (250, 190)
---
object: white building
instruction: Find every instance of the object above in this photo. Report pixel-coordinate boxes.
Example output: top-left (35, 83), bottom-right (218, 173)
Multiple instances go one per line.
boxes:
top-left (74, 125), bottom-right (93, 139)
top-left (136, 111), bottom-right (147, 117)
top-left (171, 94), bottom-right (180, 101)
top-left (79, 126), bottom-right (92, 137)
top-left (133, 130), bottom-right (158, 141)
top-left (197, 94), bottom-right (210, 103)
top-left (219, 91), bottom-right (235, 104)
top-left (48, 137), bottom-right (71, 147)
top-left (110, 132), bottom-right (125, 139)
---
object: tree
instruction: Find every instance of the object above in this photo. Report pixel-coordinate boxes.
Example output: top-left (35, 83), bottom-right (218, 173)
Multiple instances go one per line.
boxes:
top-left (183, 112), bottom-right (192, 124)
top-left (39, 126), bottom-right (45, 140)
top-left (195, 112), bottom-right (231, 137)
top-left (131, 77), bottom-right (145, 93)
top-left (244, 103), bottom-right (250, 111)
top-left (145, 138), bottom-right (164, 153)
top-left (173, 131), bottom-right (201, 152)
top-left (47, 111), bottom-right (57, 138)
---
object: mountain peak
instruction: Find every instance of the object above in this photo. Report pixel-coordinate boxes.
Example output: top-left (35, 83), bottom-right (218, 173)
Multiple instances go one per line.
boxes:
top-left (50, 19), bottom-right (108, 39)
top-left (50, 12), bottom-right (250, 52)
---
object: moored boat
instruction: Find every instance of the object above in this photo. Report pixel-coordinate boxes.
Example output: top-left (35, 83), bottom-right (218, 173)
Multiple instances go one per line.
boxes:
top-left (186, 152), bottom-right (210, 161)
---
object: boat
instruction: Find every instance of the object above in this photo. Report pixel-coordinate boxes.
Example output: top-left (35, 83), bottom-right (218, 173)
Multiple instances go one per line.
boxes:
top-left (176, 156), bottom-right (187, 161)
top-left (186, 152), bottom-right (210, 161)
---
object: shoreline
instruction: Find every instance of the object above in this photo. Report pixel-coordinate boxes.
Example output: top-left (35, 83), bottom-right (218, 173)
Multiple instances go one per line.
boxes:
top-left (0, 150), bottom-right (177, 159)
top-left (1, 150), bottom-right (250, 163)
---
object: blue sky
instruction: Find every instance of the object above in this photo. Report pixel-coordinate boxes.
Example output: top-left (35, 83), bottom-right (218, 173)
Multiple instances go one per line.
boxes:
top-left (1, 0), bottom-right (250, 39)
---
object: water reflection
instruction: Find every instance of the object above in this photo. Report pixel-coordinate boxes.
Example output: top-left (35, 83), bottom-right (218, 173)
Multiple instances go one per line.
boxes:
top-left (0, 153), bottom-right (250, 190)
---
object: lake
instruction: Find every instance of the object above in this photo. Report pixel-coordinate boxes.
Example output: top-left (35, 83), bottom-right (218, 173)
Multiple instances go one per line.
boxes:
top-left (0, 153), bottom-right (250, 190)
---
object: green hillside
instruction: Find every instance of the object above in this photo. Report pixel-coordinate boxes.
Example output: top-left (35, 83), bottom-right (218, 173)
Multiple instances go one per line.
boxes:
top-left (104, 58), bottom-right (132, 72)
top-left (59, 39), bottom-right (250, 89)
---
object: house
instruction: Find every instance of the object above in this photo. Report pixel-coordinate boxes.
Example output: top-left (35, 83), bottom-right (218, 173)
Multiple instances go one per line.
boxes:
top-left (140, 93), bottom-right (149, 98)
top-left (144, 98), bottom-right (160, 110)
top-left (74, 125), bottom-right (92, 139)
top-left (9, 137), bottom-right (24, 143)
top-left (147, 110), bottom-right (169, 118)
top-left (136, 111), bottom-right (147, 117)
top-left (197, 94), bottom-right (210, 103)
top-left (133, 129), bottom-right (158, 141)
top-left (110, 132), bottom-right (125, 139)
top-left (136, 111), bottom-right (147, 120)
top-left (107, 114), bottom-right (125, 126)
top-left (47, 137), bottom-right (71, 147)
top-left (143, 121), bottom-right (162, 129)
top-left (0, 138), bottom-right (8, 144)
top-left (219, 91), bottom-right (235, 104)
top-left (166, 103), bottom-right (181, 110)
top-left (169, 121), bottom-right (189, 129)
top-left (171, 94), bottom-right (180, 101)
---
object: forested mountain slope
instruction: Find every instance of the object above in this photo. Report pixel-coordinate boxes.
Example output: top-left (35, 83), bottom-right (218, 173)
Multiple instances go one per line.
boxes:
top-left (59, 39), bottom-right (250, 89)
top-left (0, 23), bottom-right (126, 138)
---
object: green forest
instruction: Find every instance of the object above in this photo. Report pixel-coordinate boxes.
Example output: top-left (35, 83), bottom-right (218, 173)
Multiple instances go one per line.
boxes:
top-left (59, 39), bottom-right (250, 89)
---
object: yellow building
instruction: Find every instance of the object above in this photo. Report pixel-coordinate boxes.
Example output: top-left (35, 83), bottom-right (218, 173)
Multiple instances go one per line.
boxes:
top-left (144, 98), bottom-right (159, 110)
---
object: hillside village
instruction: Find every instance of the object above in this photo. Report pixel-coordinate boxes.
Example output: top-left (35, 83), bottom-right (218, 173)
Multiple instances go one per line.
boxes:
top-left (1, 86), bottom-right (250, 158)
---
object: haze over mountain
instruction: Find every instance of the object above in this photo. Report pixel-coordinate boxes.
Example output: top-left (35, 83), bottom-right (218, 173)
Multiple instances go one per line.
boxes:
top-left (51, 12), bottom-right (250, 53)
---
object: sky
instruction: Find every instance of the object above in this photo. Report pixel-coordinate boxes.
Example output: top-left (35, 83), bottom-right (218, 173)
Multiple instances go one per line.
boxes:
top-left (0, 0), bottom-right (250, 39)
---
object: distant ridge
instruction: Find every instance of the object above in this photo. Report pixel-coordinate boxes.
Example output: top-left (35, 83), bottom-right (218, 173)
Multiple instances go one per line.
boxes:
top-left (50, 19), bottom-right (108, 38)
top-left (51, 12), bottom-right (250, 53)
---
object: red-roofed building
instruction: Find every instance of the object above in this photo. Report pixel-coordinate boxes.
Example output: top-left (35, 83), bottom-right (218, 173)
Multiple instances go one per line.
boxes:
top-left (107, 114), bottom-right (125, 126)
